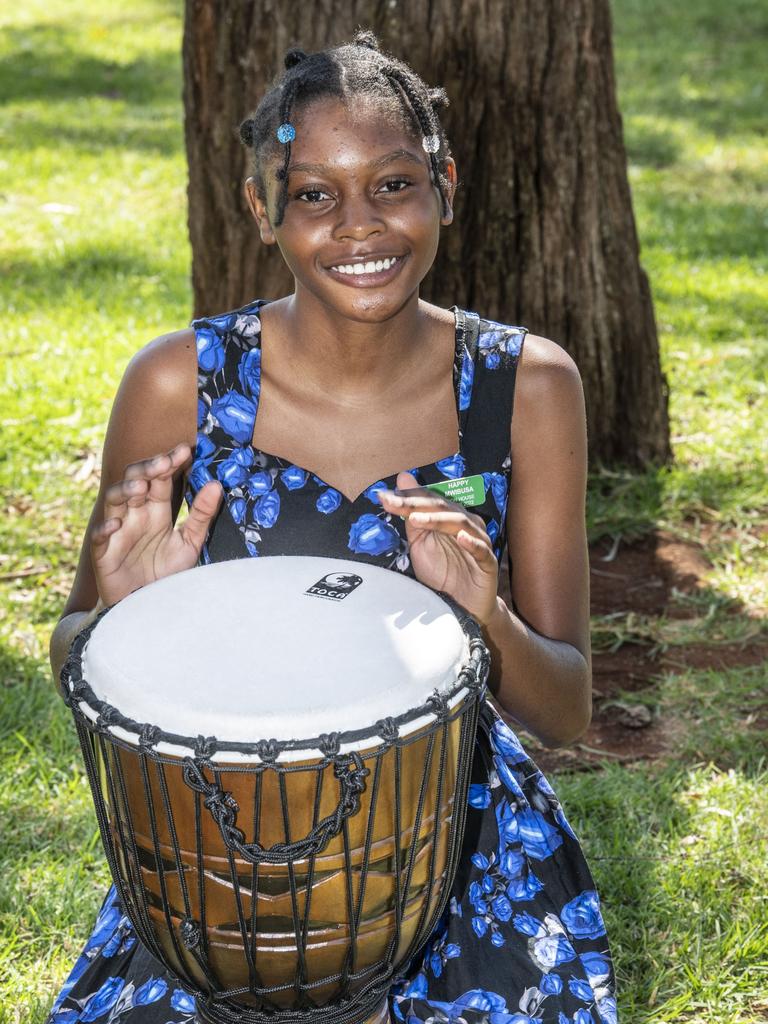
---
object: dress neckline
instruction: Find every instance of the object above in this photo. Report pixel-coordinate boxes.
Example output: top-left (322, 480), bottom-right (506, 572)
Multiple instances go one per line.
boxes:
top-left (239, 299), bottom-right (473, 506)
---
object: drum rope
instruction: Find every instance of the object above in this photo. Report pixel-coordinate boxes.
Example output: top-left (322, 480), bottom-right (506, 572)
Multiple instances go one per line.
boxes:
top-left (180, 755), bottom-right (370, 866)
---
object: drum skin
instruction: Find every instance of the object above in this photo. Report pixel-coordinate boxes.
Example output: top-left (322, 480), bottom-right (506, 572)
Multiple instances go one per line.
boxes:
top-left (97, 718), bottom-right (462, 1008)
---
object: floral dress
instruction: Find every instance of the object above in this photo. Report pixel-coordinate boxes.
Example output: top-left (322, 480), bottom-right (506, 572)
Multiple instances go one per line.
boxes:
top-left (47, 300), bottom-right (618, 1024)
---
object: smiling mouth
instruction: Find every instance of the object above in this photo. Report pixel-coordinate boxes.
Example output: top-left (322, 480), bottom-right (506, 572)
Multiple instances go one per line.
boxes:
top-left (325, 254), bottom-right (409, 284)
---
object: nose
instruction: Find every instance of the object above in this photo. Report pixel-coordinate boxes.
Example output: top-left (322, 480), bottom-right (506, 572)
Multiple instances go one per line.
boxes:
top-left (332, 191), bottom-right (385, 242)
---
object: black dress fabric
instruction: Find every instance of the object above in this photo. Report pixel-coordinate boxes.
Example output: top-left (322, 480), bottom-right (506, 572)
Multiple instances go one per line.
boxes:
top-left (46, 299), bottom-right (618, 1024)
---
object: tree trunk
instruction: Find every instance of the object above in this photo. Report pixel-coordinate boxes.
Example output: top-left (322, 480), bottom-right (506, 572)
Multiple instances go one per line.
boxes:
top-left (183, 0), bottom-right (671, 467)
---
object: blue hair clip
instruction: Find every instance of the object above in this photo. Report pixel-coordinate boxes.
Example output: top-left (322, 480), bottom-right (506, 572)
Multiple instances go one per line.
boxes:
top-left (276, 122), bottom-right (296, 144)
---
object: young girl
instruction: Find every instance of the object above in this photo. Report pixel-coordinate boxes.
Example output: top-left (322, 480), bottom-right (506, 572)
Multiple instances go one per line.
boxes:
top-left (48, 32), bottom-right (618, 1024)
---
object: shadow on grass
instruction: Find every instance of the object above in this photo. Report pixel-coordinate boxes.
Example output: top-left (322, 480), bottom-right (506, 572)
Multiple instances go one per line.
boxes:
top-left (2, 243), bottom-right (187, 301)
top-left (624, 122), bottom-right (682, 169)
top-left (0, 26), bottom-right (180, 108)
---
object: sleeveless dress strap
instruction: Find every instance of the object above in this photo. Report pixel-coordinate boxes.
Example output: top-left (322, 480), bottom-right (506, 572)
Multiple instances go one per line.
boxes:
top-left (458, 314), bottom-right (528, 476)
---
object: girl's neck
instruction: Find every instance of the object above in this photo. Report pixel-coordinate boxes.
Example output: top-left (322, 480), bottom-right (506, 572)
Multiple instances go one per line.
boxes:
top-left (261, 289), bottom-right (450, 400)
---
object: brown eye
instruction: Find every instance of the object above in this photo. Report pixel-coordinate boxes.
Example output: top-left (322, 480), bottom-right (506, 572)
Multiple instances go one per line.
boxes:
top-left (296, 188), bottom-right (332, 203)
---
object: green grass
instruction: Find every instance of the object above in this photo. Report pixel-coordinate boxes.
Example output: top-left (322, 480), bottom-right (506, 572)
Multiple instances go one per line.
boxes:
top-left (1, 0), bottom-right (767, 1020)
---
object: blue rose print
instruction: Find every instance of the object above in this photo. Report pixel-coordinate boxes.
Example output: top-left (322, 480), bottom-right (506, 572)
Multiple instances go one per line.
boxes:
top-left (435, 453), bottom-right (466, 479)
top-left (486, 350), bottom-right (501, 370)
top-left (568, 977), bottom-right (594, 1003)
top-left (254, 490), bottom-right (281, 528)
top-left (597, 996), bottom-right (618, 1024)
top-left (516, 807), bottom-right (564, 861)
top-left (573, 1011), bottom-right (596, 1024)
top-left (491, 719), bottom-right (530, 765)
top-left (482, 472), bottom-right (507, 515)
top-left (196, 326), bottom-right (225, 373)
top-left (197, 397), bottom-right (207, 428)
top-left (459, 351), bottom-right (474, 411)
top-left (230, 496), bottom-right (246, 524)
top-left (560, 892), bottom-right (606, 940)
top-left (487, 519), bottom-right (500, 545)
top-left (83, 904), bottom-right (121, 952)
top-left (132, 976), bottom-right (168, 1005)
top-left (188, 462), bottom-right (214, 492)
top-left (512, 913), bottom-right (546, 938)
top-left (348, 514), bottom-right (401, 556)
top-left (580, 952), bottom-right (611, 985)
top-left (317, 488), bottom-right (342, 514)
top-left (79, 976), bottom-right (125, 1021)
top-left (363, 480), bottom-right (388, 505)
top-left (530, 935), bottom-right (578, 970)
top-left (281, 465), bottom-right (308, 490)
top-left (170, 987), bottom-right (197, 1012)
top-left (196, 433), bottom-right (216, 463)
top-left (469, 783), bottom-right (492, 809)
top-left (247, 470), bottom-right (273, 497)
top-left (540, 973), bottom-right (563, 995)
top-left (217, 446), bottom-right (255, 488)
top-left (211, 391), bottom-right (257, 444)
top-left (207, 311), bottom-right (235, 333)
top-left (238, 346), bottom-right (262, 399)
top-left (51, 1011), bottom-right (78, 1023)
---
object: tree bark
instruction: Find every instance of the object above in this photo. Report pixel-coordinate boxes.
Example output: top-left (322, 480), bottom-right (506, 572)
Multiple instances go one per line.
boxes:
top-left (183, 0), bottom-right (671, 467)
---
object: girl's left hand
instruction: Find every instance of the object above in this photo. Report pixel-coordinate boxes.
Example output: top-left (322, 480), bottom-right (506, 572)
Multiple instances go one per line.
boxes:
top-left (378, 471), bottom-right (499, 626)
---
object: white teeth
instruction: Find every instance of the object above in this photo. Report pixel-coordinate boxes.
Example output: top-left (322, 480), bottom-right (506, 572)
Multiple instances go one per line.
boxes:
top-left (331, 256), bottom-right (399, 275)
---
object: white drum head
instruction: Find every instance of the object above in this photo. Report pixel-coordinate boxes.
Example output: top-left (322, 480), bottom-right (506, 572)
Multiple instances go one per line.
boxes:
top-left (80, 557), bottom-right (469, 759)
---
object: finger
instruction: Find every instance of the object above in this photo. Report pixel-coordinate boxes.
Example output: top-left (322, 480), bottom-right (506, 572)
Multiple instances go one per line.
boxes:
top-left (455, 529), bottom-right (499, 573)
top-left (405, 510), bottom-right (489, 539)
top-left (90, 517), bottom-right (122, 561)
top-left (396, 471), bottom-right (419, 491)
top-left (103, 477), bottom-right (149, 517)
top-left (123, 443), bottom-right (192, 483)
top-left (180, 481), bottom-right (223, 552)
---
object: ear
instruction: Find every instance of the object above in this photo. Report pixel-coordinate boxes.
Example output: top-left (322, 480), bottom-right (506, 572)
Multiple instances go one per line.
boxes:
top-left (244, 177), bottom-right (277, 245)
top-left (440, 158), bottom-right (458, 227)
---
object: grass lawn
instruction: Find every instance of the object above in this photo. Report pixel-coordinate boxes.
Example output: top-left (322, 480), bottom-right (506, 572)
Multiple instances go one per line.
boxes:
top-left (1, 0), bottom-right (766, 1021)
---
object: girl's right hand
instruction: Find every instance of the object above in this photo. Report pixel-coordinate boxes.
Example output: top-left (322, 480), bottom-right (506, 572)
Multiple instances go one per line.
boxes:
top-left (91, 443), bottom-right (223, 606)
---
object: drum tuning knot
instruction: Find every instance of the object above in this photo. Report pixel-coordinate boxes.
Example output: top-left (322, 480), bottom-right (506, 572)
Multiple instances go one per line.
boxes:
top-left (255, 738), bottom-right (282, 762)
top-left (376, 717), bottom-right (399, 745)
top-left (195, 735), bottom-right (218, 758)
top-left (139, 724), bottom-right (161, 750)
top-left (67, 681), bottom-right (88, 707)
top-left (180, 916), bottom-right (202, 949)
top-left (426, 690), bottom-right (450, 722)
top-left (318, 732), bottom-right (341, 756)
top-left (96, 706), bottom-right (120, 729)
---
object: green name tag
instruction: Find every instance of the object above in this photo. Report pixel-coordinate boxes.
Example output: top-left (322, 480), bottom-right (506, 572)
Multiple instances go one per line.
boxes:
top-left (425, 474), bottom-right (486, 507)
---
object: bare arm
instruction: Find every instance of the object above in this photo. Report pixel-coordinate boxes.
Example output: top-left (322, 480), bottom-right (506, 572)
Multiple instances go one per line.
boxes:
top-left (49, 328), bottom-right (218, 683)
top-left (481, 335), bottom-right (592, 747)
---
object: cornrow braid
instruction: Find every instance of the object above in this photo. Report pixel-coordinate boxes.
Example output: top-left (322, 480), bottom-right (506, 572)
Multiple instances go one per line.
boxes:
top-left (382, 65), bottom-right (450, 218)
top-left (239, 32), bottom-right (453, 227)
top-left (273, 74), bottom-right (301, 225)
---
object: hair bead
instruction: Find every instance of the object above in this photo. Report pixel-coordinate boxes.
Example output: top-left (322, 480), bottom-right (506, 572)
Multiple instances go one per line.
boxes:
top-left (276, 122), bottom-right (296, 144)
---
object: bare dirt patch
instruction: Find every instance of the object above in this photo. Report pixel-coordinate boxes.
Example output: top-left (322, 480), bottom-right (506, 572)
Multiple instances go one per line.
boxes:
top-left (496, 528), bottom-right (767, 772)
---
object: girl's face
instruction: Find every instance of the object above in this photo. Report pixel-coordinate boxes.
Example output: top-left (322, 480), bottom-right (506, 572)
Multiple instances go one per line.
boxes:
top-left (245, 96), bottom-right (457, 323)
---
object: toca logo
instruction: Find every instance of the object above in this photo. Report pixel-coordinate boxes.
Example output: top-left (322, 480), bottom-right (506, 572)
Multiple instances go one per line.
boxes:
top-left (305, 571), bottom-right (364, 601)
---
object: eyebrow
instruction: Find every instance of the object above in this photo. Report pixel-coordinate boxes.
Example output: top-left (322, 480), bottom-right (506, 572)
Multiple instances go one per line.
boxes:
top-left (288, 148), bottom-right (424, 177)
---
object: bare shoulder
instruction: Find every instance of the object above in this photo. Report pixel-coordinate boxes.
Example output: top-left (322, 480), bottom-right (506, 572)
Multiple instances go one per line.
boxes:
top-left (122, 327), bottom-right (198, 403)
top-left (102, 327), bottom-right (199, 481)
top-left (514, 333), bottom-right (585, 433)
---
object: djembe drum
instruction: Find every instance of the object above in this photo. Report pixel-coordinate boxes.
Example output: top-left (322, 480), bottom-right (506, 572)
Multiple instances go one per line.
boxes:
top-left (60, 556), bottom-right (489, 1024)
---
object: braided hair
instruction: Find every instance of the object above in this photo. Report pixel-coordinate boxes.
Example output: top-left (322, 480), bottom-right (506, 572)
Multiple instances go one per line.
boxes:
top-left (239, 30), bottom-right (452, 227)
